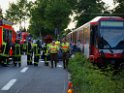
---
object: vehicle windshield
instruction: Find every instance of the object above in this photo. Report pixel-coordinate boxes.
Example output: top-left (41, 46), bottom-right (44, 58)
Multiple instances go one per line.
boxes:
top-left (98, 28), bottom-right (124, 49)
top-left (3, 29), bottom-right (12, 43)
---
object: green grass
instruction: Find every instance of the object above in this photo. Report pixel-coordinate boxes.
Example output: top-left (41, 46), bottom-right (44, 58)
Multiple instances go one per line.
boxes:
top-left (68, 53), bottom-right (124, 93)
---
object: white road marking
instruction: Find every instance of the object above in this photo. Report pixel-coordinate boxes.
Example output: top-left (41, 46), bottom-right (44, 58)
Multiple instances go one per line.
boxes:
top-left (1, 79), bottom-right (17, 90)
top-left (57, 64), bottom-right (63, 68)
top-left (20, 67), bottom-right (29, 73)
top-left (39, 61), bottom-right (50, 63)
top-left (40, 61), bottom-right (45, 63)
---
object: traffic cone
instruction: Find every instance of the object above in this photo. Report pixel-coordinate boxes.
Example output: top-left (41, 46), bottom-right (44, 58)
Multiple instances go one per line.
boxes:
top-left (67, 89), bottom-right (73, 93)
top-left (67, 82), bottom-right (74, 93)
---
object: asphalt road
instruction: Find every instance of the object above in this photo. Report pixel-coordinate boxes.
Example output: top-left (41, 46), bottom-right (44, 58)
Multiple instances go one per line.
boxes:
top-left (0, 55), bottom-right (69, 93)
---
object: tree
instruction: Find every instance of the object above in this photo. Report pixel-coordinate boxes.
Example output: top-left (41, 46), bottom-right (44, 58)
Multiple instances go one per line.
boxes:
top-left (29, 0), bottom-right (73, 37)
top-left (113, 0), bottom-right (124, 17)
top-left (5, 3), bottom-right (19, 24)
top-left (5, 0), bottom-right (32, 29)
top-left (74, 0), bottom-right (107, 27)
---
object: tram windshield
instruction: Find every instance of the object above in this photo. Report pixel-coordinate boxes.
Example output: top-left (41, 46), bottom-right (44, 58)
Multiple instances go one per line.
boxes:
top-left (98, 28), bottom-right (124, 49)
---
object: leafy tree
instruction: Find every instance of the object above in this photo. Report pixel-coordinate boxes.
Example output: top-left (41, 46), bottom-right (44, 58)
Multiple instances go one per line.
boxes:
top-left (74, 0), bottom-right (107, 27)
top-left (113, 0), bottom-right (124, 17)
top-left (5, 0), bottom-right (32, 29)
top-left (5, 3), bottom-right (19, 24)
top-left (29, 0), bottom-right (73, 37)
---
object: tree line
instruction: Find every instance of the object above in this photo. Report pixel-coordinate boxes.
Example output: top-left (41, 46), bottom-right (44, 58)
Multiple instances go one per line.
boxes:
top-left (4, 0), bottom-right (124, 38)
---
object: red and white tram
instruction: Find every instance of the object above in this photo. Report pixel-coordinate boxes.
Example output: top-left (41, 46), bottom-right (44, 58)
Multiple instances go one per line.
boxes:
top-left (67, 16), bottom-right (124, 67)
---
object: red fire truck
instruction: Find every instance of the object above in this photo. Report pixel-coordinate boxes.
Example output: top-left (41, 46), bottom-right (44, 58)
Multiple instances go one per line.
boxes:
top-left (0, 19), bottom-right (16, 66)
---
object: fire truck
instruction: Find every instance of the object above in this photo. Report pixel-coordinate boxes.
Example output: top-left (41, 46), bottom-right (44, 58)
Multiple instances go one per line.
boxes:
top-left (0, 19), bottom-right (16, 66)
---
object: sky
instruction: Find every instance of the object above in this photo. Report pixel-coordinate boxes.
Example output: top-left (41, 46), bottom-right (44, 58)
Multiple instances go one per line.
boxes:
top-left (0, 0), bottom-right (114, 30)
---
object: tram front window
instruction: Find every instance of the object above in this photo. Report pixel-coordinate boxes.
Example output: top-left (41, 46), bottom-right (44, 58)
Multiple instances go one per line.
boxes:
top-left (98, 28), bottom-right (124, 49)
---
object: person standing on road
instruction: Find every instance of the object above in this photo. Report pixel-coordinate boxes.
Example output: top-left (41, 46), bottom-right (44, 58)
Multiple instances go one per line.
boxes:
top-left (22, 41), bottom-right (27, 55)
top-left (55, 40), bottom-right (61, 61)
top-left (27, 39), bottom-right (33, 65)
top-left (61, 39), bottom-right (70, 69)
top-left (44, 43), bottom-right (51, 66)
top-left (32, 41), bottom-right (41, 66)
top-left (13, 40), bottom-right (21, 67)
top-left (48, 41), bottom-right (59, 68)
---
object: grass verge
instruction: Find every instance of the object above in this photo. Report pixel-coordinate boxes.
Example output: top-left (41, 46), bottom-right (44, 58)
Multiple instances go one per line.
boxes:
top-left (68, 53), bottom-right (124, 93)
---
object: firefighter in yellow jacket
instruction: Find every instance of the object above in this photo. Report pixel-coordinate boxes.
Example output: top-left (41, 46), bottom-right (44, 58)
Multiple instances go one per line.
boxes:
top-left (48, 41), bottom-right (59, 68)
top-left (61, 39), bottom-right (70, 69)
top-left (32, 42), bottom-right (40, 66)
top-left (44, 43), bottom-right (51, 66)
top-left (13, 40), bottom-right (21, 67)
top-left (27, 39), bottom-right (32, 65)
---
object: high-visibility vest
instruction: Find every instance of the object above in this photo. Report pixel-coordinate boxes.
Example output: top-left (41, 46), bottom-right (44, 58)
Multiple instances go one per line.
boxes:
top-left (49, 45), bottom-right (58, 53)
top-left (27, 42), bottom-right (32, 54)
top-left (61, 42), bottom-right (69, 52)
top-left (33, 44), bottom-right (38, 54)
top-left (2, 42), bottom-right (9, 56)
top-left (33, 44), bottom-right (40, 56)
top-left (14, 44), bottom-right (21, 56)
top-left (23, 43), bottom-right (27, 50)
top-left (47, 43), bottom-right (51, 49)
top-left (55, 41), bottom-right (60, 47)
top-left (2, 42), bottom-right (6, 54)
top-left (44, 43), bottom-right (51, 55)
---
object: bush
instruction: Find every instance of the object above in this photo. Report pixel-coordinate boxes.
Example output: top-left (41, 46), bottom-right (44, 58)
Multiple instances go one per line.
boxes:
top-left (68, 53), bottom-right (123, 93)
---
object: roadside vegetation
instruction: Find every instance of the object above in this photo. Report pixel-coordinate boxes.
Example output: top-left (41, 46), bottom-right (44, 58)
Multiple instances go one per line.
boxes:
top-left (68, 53), bottom-right (124, 93)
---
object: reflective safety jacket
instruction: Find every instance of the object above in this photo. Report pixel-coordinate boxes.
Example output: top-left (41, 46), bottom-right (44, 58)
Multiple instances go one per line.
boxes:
top-left (14, 44), bottom-right (21, 57)
top-left (61, 42), bottom-right (70, 52)
top-left (2, 42), bottom-right (6, 55)
top-left (22, 43), bottom-right (27, 50)
top-left (33, 44), bottom-right (40, 56)
top-left (27, 42), bottom-right (32, 55)
top-left (55, 41), bottom-right (60, 47)
top-left (49, 45), bottom-right (58, 53)
top-left (44, 43), bottom-right (51, 55)
top-left (1, 42), bottom-right (10, 57)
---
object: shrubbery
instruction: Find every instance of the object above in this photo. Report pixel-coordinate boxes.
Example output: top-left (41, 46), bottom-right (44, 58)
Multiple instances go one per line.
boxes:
top-left (68, 53), bottom-right (124, 93)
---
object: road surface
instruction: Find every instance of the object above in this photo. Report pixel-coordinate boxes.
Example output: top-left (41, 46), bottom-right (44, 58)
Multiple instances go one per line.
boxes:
top-left (0, 55), bottom-right (69, 93)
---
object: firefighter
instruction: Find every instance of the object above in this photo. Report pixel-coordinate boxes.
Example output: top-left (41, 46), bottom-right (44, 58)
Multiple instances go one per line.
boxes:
top-left (27, 39), bottom-right (32, 65)
top-left (32, 41), bottom-right (40, 66)
top-left (1, 41), bottom-right (10, 66)
top-left (22, 41), bottom-right (27, 55)
top-left (44, 43), bottom-right (51, 66)
top-left (48, 41), bottom-right (59, 68)
top-left (43, 35), bottom-right (53, 66)
top-left (55, 40), bottom-right (62, 62)
top-left (13, 40), bottom-right (21, 67)
top-left (61, 39), bottom-right (70, 69)
top-left (55, 40), bottom-right (60, 48)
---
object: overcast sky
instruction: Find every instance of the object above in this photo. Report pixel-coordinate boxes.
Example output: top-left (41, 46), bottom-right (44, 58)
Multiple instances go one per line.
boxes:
top-left (0, 0), bottom-right (114, 30)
